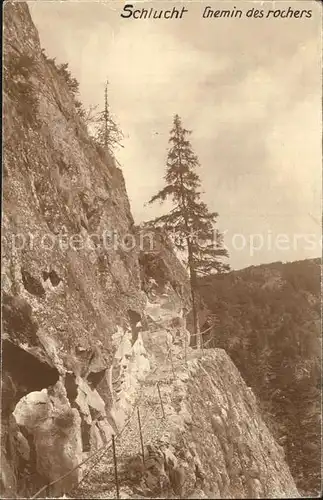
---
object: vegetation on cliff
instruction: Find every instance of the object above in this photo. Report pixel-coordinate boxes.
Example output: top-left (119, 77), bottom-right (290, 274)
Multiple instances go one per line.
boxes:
top-left (88, 80), bottom-right (124, 157)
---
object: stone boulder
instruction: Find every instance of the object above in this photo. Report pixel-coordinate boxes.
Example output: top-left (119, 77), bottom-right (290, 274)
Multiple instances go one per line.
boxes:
top-left (13, 381), bottom-right (82, 497)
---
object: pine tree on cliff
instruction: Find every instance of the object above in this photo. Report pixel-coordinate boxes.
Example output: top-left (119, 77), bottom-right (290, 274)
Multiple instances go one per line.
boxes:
top-left (148, 114), bottom-right (229, 345)
top-left (91, 80), bottom-right (123, 155)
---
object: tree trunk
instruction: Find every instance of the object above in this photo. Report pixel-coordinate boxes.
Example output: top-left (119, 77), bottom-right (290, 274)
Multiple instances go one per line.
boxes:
top-left (187, 238), bottom-right (200, 348)
top-left (177, 142), bottom-right (200, 348)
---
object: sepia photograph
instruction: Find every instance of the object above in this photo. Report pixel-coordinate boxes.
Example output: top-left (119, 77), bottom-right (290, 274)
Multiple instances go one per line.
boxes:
top-left (1, 0), bottom-right (322, 498)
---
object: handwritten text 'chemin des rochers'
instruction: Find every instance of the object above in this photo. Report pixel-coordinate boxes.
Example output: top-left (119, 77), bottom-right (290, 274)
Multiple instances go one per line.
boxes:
top-left (120, 4), bottom-right (313, 20)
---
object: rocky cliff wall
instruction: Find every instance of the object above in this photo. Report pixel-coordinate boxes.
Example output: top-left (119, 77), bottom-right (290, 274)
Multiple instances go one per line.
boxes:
top-left (2, 3), bottom-right (299, 499)
top-left (2, 2), bottom-right (146, 496)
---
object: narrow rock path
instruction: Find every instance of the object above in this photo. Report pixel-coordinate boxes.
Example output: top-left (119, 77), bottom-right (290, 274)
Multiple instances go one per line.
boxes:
top-left (73, 328), bottom-right (197, 499)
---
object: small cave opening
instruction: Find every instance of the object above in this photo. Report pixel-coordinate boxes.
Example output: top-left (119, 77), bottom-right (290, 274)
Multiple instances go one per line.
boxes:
top-left (128, 309), bottom-right (142, 345)
top-left (42, 270), bottom-right (61, 287)
top-left (87, 369), bottom-right (106, 388)
top-left (79, 192), bottom-right (97, 221)
top-left (81, 421), bottom-right (91, 453)
top-left (2, 339), bottom-right (60, 405)
top-left (21, 268), bottom-right (46, 298)
top-left (34, 179), bottom-right (42, 194)
top-left (65, 372), bottom-right (78, 405)
top-left (57, 158), bottom-right (69, 176)
top-left (89, 406), bottom-right (101, 422)
top-left (80, 218), bottom-right (88, 230)
top-left (2, 294), bottom-right (38, 345)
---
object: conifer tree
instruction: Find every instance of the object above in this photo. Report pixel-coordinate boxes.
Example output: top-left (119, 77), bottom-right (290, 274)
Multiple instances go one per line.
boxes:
top-left (148, 114), bottom-right (229, 345)
top-left (91, 80), bottom-right (123, 155)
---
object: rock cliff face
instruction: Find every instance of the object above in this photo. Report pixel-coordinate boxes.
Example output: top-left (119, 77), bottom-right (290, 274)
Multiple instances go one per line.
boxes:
top-left (2, 2), bottom-right (145, 496)
top-left (2, 3), bottom-right (298, 499)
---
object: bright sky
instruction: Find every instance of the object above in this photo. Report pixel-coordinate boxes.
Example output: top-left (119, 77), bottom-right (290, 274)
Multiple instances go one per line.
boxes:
top-left (29, 0), bottom-right (322, 270)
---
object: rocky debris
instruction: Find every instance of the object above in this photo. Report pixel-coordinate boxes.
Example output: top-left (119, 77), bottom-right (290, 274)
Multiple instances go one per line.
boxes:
top-left (123, 445), bottom-right (175, 497)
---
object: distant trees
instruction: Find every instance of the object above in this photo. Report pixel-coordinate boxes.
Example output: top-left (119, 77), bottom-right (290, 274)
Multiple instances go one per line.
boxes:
top-left (198, 258), bottom-right (321, 495)
top-left (147, 114), bottom-right (229, 344)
